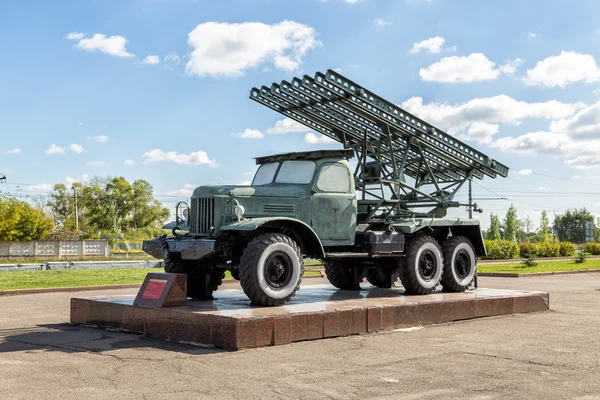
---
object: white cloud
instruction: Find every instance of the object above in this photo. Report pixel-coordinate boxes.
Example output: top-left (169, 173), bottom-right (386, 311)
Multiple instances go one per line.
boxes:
top-left (72, 33), bottom-right (135, 58)
top-left (185, 21), bottom-right (321, 78)
top-left (25, 183), bottom-right (53, 192)
top-left (238, 180), bottom-right (252, 185)
top-left (401, 95), bottom-right (582, 135)
top-left (87, 135), bottom-right (109, 143)
top-left (142, 55), bottom-right (160, 65)
top-left (549, 101), bottom-right (600, 139)
top-left (234, 128), bottom-right (264, 139)
top-left (524, 51), bottom-right (600, 88)
top-left (410, 36), bottom-right (455, 54)
top-left (64, 32), bottom-right (85, 40)
top-left (142, 149), bottom-right (218, 167)
top-left (536, 186), bottom-right (551, 191)
top-left (85, 161), bottom-right (108, 167)
top-left (267, 118), bottom-right (312, 134)
top-left (69, 143), bottom-right (84, 153)
top-left (457, 122), bottom-right (499, 144)
top-left (4, 148), bottom-right (21, 155)
top-left (164, 52), bottom-right (181, 70)
top-left (46, 144), bottom-right (66, 155)
top-left (572, 175), bottom-right (581, 180)
top-left (304, 132), bottom-right (337, 144)
top-left (511, 169), bottom-right (533, 176)
top-left (66, 174), bottom-right (89, 185)
top-left (167, 184), bottom-right (197, 197)
top-left (419, 53), bottom-right (523, 83)
top-left (374, 19), bottom-right (390, 27)
top-left (491, 101), bottom-right (600, 169)
top-left (498, 58), bottom-right (524, 75)
top-left (527, 32), bottom-right (539, 39)
top-left (124, 159), bottom-right (135, 165)
top-left (565, 156), bottom-right (600, 170)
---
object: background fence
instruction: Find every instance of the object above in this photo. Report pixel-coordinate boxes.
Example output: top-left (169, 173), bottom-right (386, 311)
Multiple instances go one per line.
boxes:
top-left (0, 240), bottom-right (109, 259)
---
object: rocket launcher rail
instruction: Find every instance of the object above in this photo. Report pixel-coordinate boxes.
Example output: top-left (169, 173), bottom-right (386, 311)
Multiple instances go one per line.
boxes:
top-left (250, 69), bottom-right (509, 218)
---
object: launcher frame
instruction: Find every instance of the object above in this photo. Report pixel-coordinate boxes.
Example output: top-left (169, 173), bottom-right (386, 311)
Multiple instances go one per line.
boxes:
top-left (250, 69), bottom-right (509, 221)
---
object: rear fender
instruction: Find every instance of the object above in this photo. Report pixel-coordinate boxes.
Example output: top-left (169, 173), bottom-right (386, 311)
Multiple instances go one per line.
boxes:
top-left (450, 225), bottom-right (486, 256)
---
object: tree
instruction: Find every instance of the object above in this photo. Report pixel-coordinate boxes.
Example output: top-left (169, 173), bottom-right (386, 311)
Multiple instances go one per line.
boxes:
top-left (553, 208), bottom-right (594, 243)
top-left (487, 213), bottom-right (501, 240)
top-left (539, 211), bottom-right (549, 241)
top-left (503, 204), bottom-right (519, 242)
top-left (517, 215), bottom-right (536, 243)
top-left (46, 176), bottom-right (170, 240)
top-left (0, 197), bottom-right (54, 240)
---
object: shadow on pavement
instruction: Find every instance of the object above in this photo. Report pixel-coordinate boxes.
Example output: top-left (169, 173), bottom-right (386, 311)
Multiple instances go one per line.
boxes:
top-left (0, 323), bottom-right (224, 355)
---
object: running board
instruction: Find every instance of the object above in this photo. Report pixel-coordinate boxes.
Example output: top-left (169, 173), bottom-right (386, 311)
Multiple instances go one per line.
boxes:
top-left (325, 252), bottom-right (405, 259)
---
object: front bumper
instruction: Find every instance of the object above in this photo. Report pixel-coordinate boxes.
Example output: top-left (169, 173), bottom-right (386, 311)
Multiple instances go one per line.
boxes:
top-left (142, 237), bottom-right (216, 260)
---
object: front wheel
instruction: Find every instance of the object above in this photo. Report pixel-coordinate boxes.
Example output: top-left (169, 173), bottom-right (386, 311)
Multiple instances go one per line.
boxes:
top-left (238, 233), bottom-right (304, 306)
top-left (441, 236), bottom-right (477, 292)
top-left (399, 235), bottom-right (444, 295)
top-left (164, 259), bottom-right (225, 300)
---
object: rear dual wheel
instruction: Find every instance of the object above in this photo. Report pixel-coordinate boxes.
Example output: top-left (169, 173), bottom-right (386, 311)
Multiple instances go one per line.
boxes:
top-left (441, 236), bottom-right (477, 292)
top-left (400, 236), bottom-right (444, 295)
top-left (324, 260), bottom-right (363, 290)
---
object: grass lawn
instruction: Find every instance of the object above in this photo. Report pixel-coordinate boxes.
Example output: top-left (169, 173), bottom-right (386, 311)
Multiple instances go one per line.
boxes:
top-left (478, 258), bottom-right (600, 274)
top-left (0, 256), bottom-right (155, 265)
top-left (0, 268), bottom-right (321, 291)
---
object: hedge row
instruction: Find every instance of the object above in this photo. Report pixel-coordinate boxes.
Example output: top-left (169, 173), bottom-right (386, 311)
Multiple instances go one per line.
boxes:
top-left (483, 240), bottom-right (578, 260)
top-left (584, 242), bottom-right (600, 255)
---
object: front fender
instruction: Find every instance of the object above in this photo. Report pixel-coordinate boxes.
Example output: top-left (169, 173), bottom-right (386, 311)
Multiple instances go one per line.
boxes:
top-left (220, 217), bottom-right (325, 259)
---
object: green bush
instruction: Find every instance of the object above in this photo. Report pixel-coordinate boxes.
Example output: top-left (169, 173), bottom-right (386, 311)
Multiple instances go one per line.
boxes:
top-left (559, 242), bottom-right (577, 257)
top-left (519, 242), bottom-right (539, 258)
top-left (574, 251), bottom-right (589, 264)
top-left (584, 242), bottom-right (600, 255)
top-left (537, 242), bottom-right (561, 257)
top-left (483, 240), bottom-right (520, 260)
top-left (522, 253), bottom-right (538, 267)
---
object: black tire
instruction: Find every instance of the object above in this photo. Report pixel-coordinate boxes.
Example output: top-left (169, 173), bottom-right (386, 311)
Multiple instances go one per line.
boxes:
top-left (399, 235), bottom-right (444, 295)
top-left (164, 260), bottom-right (225, 299)
top-left (366, 267), bottom-right (394, 288)
top-left (324, 260), bottom-right (363, 290)
top-left (230, 267), bottom-right (240, 281)
top-left (441, 236), bottom-right (477, 292)
top-left (238, 233), bottom-right (304, 306)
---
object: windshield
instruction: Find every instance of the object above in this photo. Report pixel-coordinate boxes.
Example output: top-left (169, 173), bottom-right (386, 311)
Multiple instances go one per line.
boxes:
top-left (252, 162), bottom-right (279, 185)
top-left (252, 160), bottom-right (317, 185)
top-left (275, 161), bottom-right (316, 184)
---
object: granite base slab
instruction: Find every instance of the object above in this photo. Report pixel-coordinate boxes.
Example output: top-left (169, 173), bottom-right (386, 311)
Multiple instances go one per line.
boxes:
top-left (70, 285), bottom-right (549, 350)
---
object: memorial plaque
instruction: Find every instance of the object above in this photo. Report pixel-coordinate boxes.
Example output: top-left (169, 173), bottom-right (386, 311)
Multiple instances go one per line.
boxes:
top-left (134, 272), bottom-right (187, 308)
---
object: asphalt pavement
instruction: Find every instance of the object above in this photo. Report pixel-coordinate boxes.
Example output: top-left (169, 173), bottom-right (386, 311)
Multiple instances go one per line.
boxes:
top-left (1, 275), bottom-right (599, 399)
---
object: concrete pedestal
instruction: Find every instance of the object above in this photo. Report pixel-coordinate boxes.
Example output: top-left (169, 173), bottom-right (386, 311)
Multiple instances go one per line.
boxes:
top-left (70, 285), bottom-right (549, 350)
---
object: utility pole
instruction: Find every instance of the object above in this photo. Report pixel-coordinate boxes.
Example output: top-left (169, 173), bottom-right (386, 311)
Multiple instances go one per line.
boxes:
top-left (72, 185), bottom-right (79, 230)
top-left (468, 179), bottom-right (473, 219)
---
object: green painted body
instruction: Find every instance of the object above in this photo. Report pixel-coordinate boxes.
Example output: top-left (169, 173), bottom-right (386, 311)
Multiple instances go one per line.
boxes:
top-left (192, 156), bottom-right (356, 247)
top-left (180, 150), bottom-right (485, 257)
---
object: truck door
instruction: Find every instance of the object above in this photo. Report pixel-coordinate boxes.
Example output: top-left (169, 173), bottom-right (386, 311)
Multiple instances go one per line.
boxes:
top-left (311, 162), bottom-right (356, 246)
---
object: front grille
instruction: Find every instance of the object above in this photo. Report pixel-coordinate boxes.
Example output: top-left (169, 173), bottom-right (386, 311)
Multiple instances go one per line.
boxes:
top-left (190, 197), bottom-right (215, 234)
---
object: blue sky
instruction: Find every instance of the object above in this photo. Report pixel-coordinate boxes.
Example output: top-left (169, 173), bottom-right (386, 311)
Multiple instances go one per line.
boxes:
top-left (1, 0), bottom-right (600, 229)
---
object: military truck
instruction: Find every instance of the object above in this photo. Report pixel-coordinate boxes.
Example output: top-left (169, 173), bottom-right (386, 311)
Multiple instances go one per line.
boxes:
top-left (142, 69), bottom-right (509, 306)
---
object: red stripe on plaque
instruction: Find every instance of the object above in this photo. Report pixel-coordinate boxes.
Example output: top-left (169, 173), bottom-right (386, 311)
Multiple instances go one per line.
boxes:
top-left (142, 279), bottom-right (168, 300)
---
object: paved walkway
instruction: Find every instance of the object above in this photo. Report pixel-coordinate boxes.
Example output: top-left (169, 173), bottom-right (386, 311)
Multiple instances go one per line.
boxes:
top-left (1, 276), bottom-right (599, 399)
